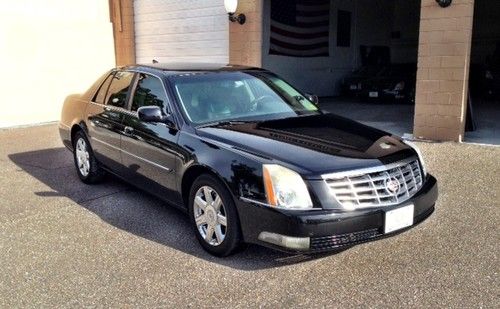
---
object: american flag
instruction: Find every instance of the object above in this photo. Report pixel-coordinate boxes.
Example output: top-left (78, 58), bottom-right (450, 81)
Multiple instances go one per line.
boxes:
top-left (269, 0), bottom-right (330, 57)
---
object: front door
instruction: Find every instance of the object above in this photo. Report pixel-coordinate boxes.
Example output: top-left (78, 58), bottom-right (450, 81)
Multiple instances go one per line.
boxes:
top-left (120, 72), bottom-right (182, 204)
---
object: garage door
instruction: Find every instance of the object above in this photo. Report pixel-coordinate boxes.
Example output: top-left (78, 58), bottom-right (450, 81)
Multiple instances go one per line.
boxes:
top-left (134, 0), bottom-right (229, 64)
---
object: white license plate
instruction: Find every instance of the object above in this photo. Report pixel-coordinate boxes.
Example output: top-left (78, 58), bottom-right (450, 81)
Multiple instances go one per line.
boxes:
top-left (369, 91), bottom-right (379, 98)
top-left (384, 204), bottom-right (414, 233)
top-left (350, 85), bottom-right (358, 90)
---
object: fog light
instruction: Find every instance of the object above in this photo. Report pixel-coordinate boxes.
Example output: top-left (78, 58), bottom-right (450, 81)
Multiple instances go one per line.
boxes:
top-left (258, 232), bottom-right (310, 250)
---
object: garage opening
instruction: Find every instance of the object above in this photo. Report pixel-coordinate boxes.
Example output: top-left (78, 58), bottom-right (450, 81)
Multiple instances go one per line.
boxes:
top-left (466, 0), bottom-right (500, 145)
top-left (262, 0), bottom-right (421, 137)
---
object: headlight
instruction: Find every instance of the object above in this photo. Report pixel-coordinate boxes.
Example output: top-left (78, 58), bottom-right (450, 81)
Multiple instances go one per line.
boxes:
top-left (262, 164), bottom-right (313, 210)
top-left (403, 140), bottom-right (427, 177)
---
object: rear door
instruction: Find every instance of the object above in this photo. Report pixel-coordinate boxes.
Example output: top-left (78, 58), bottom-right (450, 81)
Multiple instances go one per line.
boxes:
top-left (120, 72), bottom-right (183, 204)
top-left (86, 70), bottom-right (135, 173)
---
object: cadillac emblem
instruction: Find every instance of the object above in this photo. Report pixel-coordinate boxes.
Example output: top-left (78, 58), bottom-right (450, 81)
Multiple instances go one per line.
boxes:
top-left (385, 177), bottom-right (401, 195)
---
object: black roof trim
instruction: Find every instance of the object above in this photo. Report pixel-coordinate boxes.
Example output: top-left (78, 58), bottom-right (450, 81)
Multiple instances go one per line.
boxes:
top-left (118, 62), bottom-right (265, 74)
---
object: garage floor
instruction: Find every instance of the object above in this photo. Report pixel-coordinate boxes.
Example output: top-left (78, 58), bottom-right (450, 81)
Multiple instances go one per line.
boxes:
top-left (322, 97), bottom-right (500, 145)
top-left (464, 99), bottom-right (500, 145)
top-left (0, 124), bottom-right (498, 307)
top-left (320, 97), bottom-right (414, 138)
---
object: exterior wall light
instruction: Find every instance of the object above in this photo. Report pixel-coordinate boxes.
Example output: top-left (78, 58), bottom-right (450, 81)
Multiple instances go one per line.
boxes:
top-left (224, 0), bottom-right (246, 24)
top-left (436, 0), bottom-right (452, 8)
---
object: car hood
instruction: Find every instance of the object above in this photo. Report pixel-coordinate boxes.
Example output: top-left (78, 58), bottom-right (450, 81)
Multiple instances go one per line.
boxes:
top-left (195, 113), bottom-right (416, 178)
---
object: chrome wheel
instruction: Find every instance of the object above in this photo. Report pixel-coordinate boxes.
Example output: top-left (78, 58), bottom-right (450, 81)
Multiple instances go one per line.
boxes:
top-left (75, 138), bottom-right (90, 177)
top-left (193, 186), bottom-right (227, 246)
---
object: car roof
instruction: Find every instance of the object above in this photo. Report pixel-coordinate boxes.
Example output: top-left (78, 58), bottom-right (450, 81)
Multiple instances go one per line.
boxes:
top-left (121, 62), bottom-right (266, 76)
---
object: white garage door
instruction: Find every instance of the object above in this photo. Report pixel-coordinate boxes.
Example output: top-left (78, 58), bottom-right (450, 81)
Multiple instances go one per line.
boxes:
top-left (134, 0), bottom-right (229, 64)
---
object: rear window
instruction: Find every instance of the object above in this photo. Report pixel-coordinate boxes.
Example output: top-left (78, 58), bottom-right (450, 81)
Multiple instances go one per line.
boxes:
top-left (93, 73), bottom-right (114, 104)
top-left (105, 71), bottom-right (135, 108)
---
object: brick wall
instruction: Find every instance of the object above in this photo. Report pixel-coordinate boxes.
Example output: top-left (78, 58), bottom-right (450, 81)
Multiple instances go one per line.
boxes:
top-left (414, 0), bottom-right (474, 141)
top-left (110, 0), bottom-right (135, 66)
top-left (229, 0), bottom-right (263, 67)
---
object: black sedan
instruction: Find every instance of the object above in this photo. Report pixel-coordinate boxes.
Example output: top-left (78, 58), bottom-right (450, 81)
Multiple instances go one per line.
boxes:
top-left (340, 65), bottom-right (384, 97)
top-left (361, 63), bottom-right (417, 103)
top-left (59, 63), bottom-right (438, 256)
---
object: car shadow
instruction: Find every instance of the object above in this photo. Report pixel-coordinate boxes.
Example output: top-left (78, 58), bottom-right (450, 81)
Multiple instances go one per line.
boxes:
top-left (9, 147), bottom-right (343, 271)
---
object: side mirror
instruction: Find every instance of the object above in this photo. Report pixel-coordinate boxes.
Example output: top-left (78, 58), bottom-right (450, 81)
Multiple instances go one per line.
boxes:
top-left (305, 93), bottom-right (319, 105)
top-left (137, 106), bottom-right (176, 129)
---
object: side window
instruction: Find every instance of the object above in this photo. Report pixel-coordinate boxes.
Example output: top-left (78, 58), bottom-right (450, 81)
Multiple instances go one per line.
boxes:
top-left (93, 73), bottom-right (114, 104)
top-left (131, 73), bottom-right (169, 112)
top-left (105, 71), bottom-right (135, 108)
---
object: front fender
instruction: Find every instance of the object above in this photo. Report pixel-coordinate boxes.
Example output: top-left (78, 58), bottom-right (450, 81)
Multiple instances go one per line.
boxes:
top-left (177, 131), bottom-right (267, 203)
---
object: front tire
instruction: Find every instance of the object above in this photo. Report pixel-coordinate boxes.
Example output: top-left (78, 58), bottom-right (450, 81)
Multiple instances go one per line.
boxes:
top-left (72, 131), bottom-right (105, 184)
top-left (188, 174), bottom-right (241, 256)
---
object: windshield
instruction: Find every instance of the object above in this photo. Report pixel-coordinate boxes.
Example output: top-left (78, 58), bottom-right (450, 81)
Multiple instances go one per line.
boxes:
top-left (169, 71), bottom-right (320, 125)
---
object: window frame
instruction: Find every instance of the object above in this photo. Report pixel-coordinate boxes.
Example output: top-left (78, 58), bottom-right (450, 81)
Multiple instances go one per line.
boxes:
top-left (128, 71), bottom-right (172, 114)
top-left (91, 71), bottom-right (115, 105)
top-left (125, 70), bottom-right (179, 128)
top-left (104, 70), bottom-right (136, 109)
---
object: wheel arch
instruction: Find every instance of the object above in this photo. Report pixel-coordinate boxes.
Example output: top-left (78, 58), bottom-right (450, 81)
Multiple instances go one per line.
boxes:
top-left (70, 121), bottom-right (89, 147)
top-left (181, 164), bottom-right (234, 209)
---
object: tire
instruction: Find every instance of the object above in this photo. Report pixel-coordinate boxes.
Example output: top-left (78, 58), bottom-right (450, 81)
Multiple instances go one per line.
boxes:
top-left (72, 131), bottom-right (105, 184)
top-left (188, 174), bottom-right (241, 256)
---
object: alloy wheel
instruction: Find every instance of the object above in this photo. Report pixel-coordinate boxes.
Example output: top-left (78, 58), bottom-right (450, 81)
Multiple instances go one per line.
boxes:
top-left (193, 186), bottom-right (228, 246)
top-left (75, 138), bottom-right (90, 177)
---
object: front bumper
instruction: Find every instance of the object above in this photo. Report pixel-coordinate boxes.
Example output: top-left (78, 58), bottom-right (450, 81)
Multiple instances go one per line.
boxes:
top-left (237, 175), bottom-right (438, 253)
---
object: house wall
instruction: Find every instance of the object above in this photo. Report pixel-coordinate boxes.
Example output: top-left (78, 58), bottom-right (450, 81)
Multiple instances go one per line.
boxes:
top-left (134, 0), bottom-right (229, 64)
top-left (0, 0), bottom-right (115, 128)
top-left (111, 0), bottom-right (136, 66)
top-left (229, 0), bottom-right (263, 67)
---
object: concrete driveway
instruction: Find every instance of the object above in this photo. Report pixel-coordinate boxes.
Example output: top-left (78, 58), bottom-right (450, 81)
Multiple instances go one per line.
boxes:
top-left (0, 124), bottom-right (498, 308)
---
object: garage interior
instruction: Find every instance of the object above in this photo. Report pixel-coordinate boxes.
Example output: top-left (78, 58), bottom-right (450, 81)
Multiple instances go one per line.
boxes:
top-left (466, 0), bottom-right (500, 144)
top-left (261, 0), bottom-right (421, 138)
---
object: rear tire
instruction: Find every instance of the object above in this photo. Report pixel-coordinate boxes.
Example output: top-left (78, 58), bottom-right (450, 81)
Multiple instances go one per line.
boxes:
top-left (72, 131), bottom-right (105, 184)
top-left (188, 174), bottom-right (241, 256)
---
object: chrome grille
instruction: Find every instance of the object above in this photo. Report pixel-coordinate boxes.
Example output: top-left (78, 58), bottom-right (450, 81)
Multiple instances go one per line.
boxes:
top-left (322, 158), bottom-right (424, 208)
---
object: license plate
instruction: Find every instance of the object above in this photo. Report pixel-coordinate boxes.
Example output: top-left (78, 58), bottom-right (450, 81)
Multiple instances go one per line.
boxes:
top-left (350, 84), bottom-right (358, 90)
top-left (384, 204), bottom-right (414, 233)
top-left (369, 91), bottom-right (379, 98)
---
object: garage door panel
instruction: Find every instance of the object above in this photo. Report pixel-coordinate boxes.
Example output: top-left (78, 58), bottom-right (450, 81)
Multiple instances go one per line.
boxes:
top-left (136, 31), bottom-right (228, 44)
top-left (134, 0), bottom-right (228, 64)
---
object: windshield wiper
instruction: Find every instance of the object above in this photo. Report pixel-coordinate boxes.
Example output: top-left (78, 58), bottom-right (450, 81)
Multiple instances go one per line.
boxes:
top-left (197, 120), bottom-right (260, 128)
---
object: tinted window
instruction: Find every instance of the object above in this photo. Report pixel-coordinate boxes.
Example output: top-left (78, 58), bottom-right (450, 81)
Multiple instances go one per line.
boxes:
top-left (171, 72), bottom-right (319, 125)
top-left (93, 73), bottom-right (114, 104)
top-left (131, 73), bottom-right (168, 112)
top-left (105, 71), bottom-right (135, 108)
